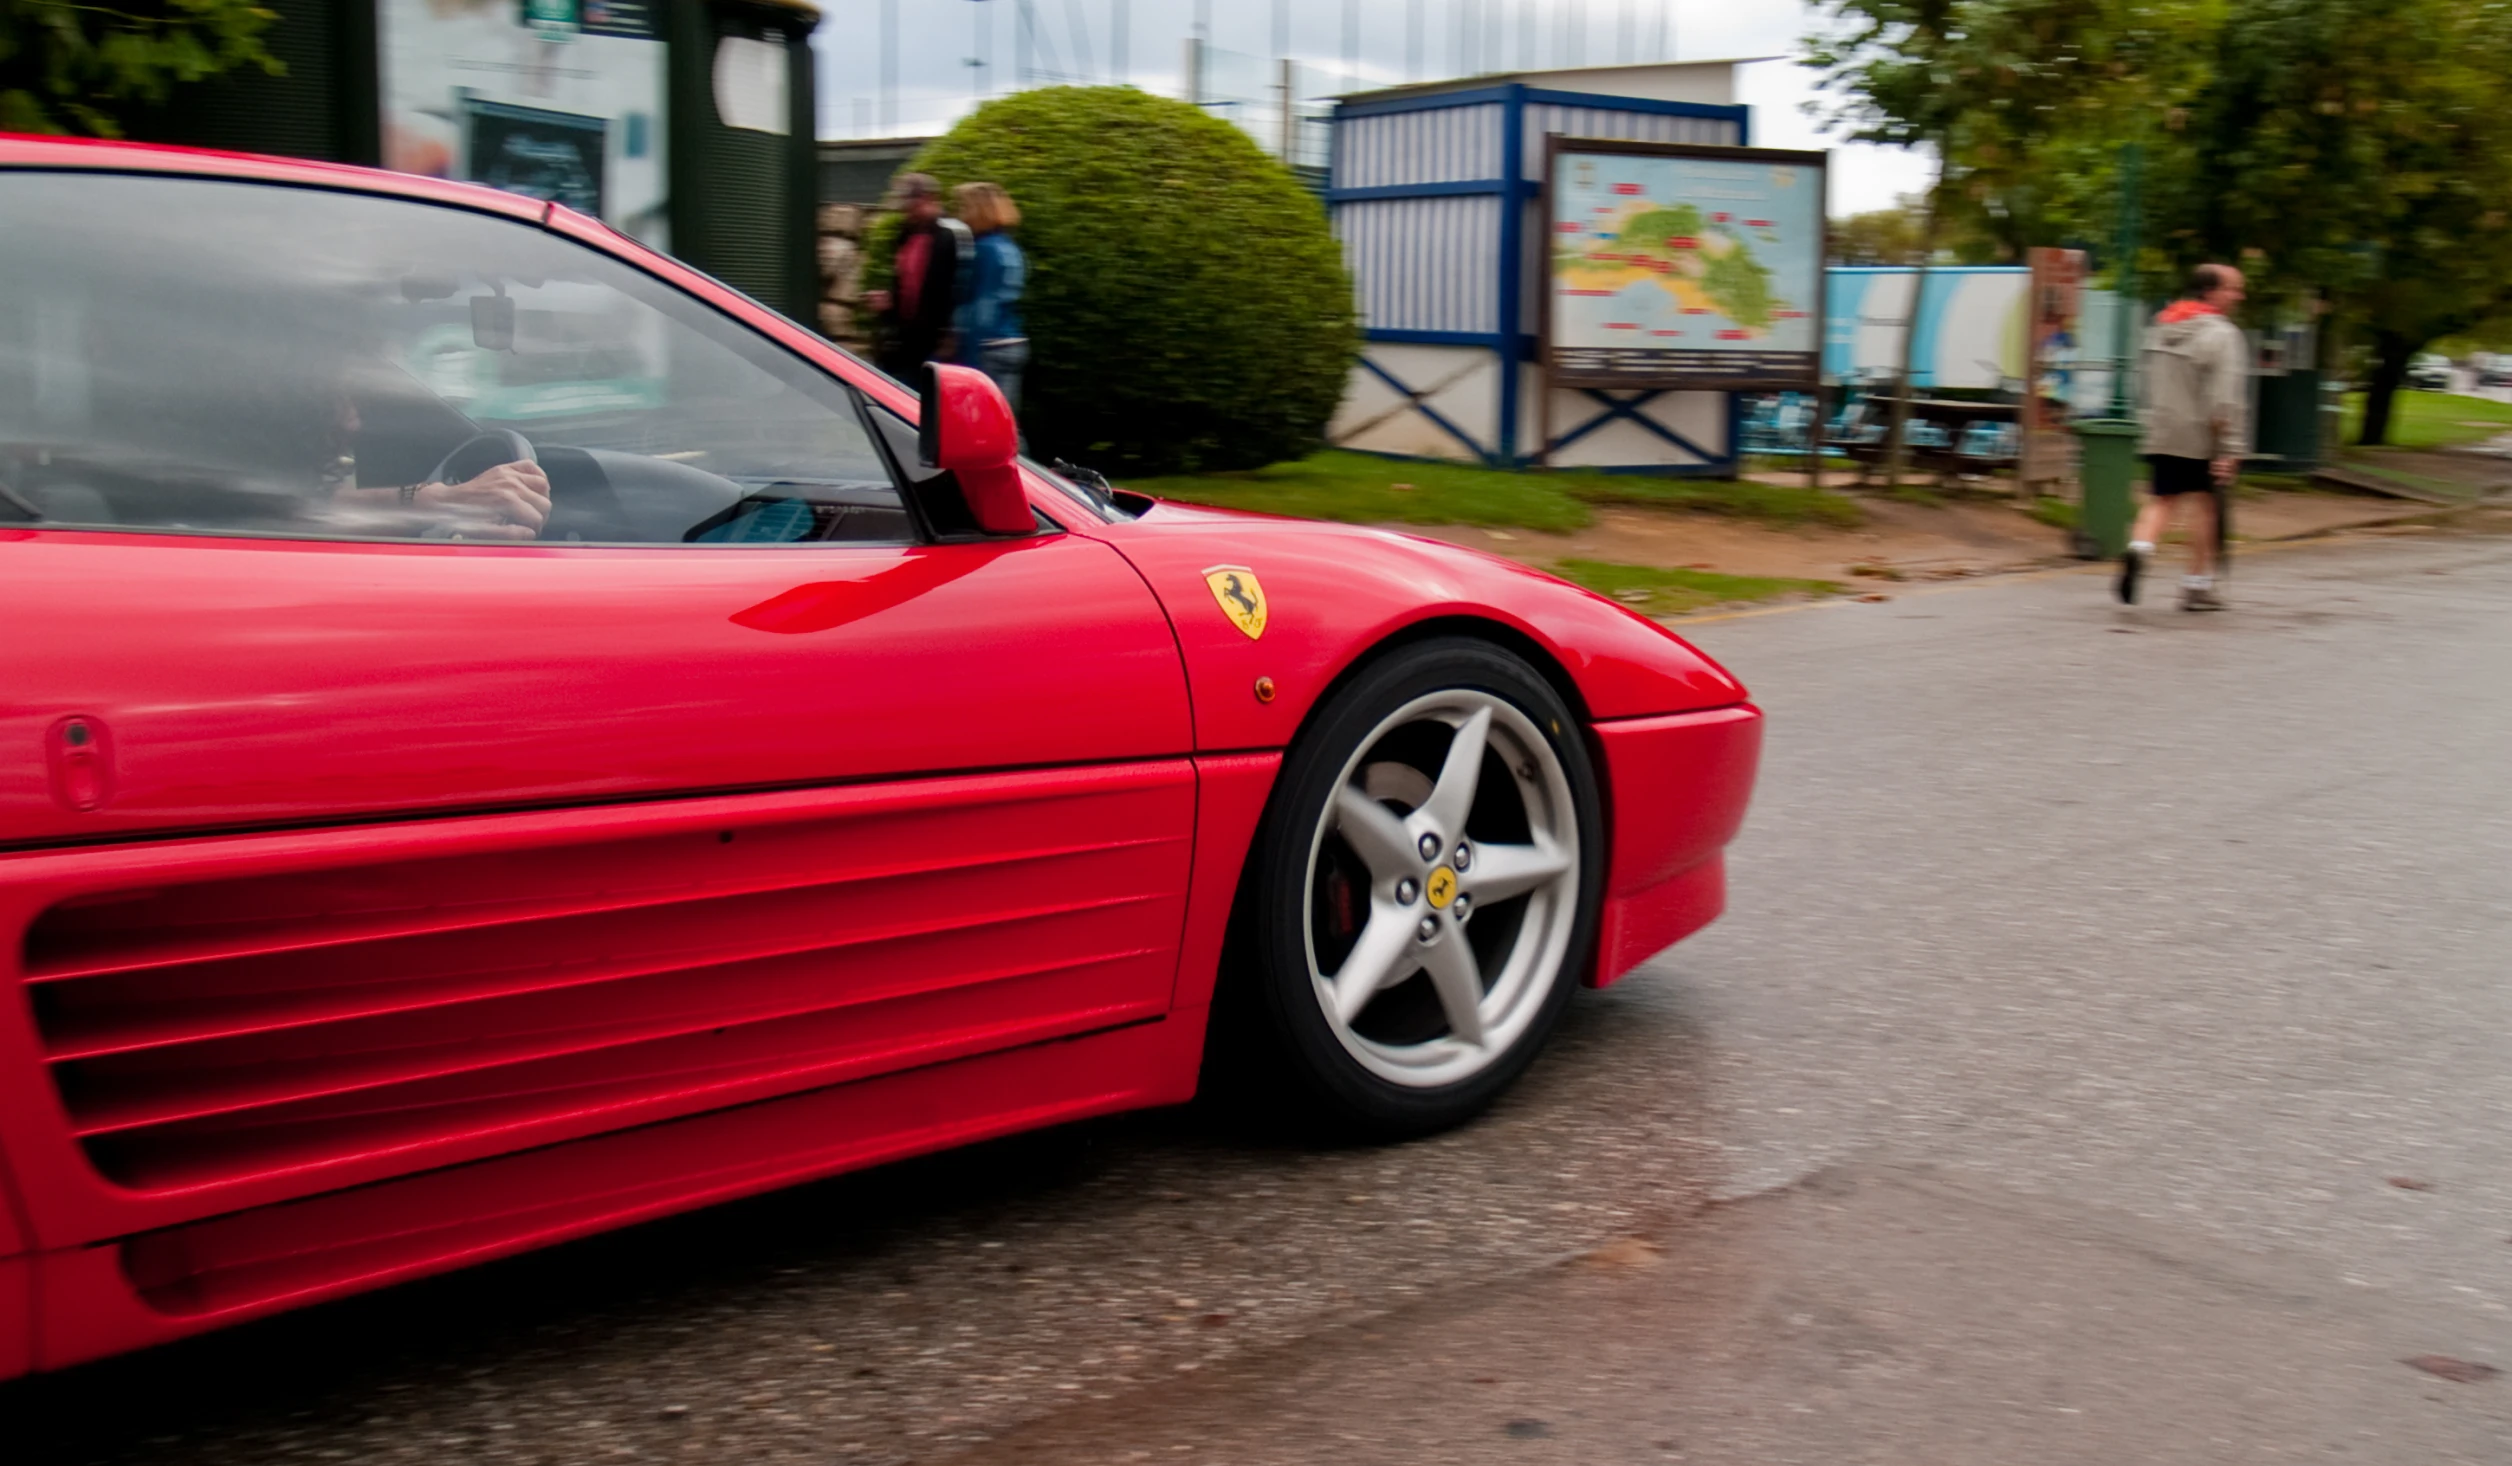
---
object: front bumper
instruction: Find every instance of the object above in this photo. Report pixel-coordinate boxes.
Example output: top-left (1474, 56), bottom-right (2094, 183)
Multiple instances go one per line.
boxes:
top-left (1588, 705), bottom-right (1763, 986)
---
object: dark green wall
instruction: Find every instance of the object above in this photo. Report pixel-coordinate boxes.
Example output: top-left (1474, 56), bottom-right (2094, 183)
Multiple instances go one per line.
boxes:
top-left (667, 0), bottom-right (822, 324)
top-left (147, 0), bottom-right (380, 166)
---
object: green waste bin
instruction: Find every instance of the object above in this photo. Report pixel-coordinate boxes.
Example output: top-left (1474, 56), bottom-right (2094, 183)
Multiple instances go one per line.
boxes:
top-left (2252, 369), bottom-right (2324, 471)
top-left (2073, 418), bottom-right (2141, 560)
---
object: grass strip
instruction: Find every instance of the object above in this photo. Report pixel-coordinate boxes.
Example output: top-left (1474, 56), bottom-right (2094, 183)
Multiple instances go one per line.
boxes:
top-left (2330, 452), bottom-right (2486, 502)
top-left (1548, 558), bottom-right (1843, 616)
top-left (2027, 497), bottom-right (2079, 530)
top-left (2337, 390), bottom-right (2512, 452)
top-left (1124, 451), bottom-right (1862, 533)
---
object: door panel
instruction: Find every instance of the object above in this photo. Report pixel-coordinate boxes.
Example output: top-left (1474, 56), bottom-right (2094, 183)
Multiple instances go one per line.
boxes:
top-left (0, 532), bottom-right (1195, 1240)
top-left (0, 531), bottom-right (1188, 846)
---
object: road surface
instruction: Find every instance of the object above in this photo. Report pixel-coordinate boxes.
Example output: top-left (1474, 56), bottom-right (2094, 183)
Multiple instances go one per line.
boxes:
top-left (14, 518), bottom-right (2512, 1463)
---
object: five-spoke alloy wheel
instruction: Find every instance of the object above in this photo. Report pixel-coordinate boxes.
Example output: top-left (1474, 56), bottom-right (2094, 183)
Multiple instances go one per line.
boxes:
top-left (1225, 638), bottom-right (1603, 1137)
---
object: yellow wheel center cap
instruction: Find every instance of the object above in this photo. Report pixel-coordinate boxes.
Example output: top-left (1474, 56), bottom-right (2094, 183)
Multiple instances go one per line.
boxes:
top-left (1425, 866), bottom-right (1458, 909)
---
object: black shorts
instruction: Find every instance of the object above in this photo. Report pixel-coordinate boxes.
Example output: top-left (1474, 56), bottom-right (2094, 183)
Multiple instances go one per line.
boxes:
top-left (2147, 454), bottom-right (2214, 497)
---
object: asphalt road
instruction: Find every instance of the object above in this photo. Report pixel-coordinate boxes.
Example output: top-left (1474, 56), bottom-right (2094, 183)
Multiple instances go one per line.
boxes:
top-left (13, 517), bottom-right (2512, 1462)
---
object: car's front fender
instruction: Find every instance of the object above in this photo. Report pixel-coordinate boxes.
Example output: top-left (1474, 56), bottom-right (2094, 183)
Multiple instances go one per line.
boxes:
top-left (1096, 503), bottom-right (1749, 755)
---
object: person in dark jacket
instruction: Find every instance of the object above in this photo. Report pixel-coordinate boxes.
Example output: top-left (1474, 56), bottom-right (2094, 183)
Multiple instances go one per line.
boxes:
top-left (951, 181), bottom-right (1029, 416)
top-left (864, 173), bottom-right (970, 380)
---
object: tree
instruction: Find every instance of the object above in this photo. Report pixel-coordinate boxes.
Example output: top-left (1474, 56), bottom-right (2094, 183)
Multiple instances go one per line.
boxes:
top-left (1829, 196), bottom-right (1932, 265)
top-left (2144, 0), bottom-right (2512, 445)
top-left (873, 87), bottom-right (1357, 475)
top-left (0, 0), bottom-right (278, 137)
top-left (1805, 1), bottom-right (2202, 484)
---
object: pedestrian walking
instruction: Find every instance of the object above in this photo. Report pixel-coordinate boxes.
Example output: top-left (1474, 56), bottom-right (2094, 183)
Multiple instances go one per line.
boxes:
top-left (951, 181), bottom-right (1029, 416)
top-left (2119, 263), bottom-right (2250, 611)
top-left (863, 173), bottom-right (972, 381)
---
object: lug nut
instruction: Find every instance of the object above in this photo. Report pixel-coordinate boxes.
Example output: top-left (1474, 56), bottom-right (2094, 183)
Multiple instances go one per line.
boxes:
top-left (1417, 832), bottom-right (1441, 861)
top-left (1416, 916), bottom-right (1439, 942)
top-left (1452, 893), bottom-right (1473, 922)
top-left (1453, 843), bottom-right (1473, 872)
top-left (1396, 878), bottom-right (1419, 905)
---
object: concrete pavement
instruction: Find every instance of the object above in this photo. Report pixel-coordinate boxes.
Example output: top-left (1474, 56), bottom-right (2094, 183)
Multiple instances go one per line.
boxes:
top-left (12, 519), bottom-right (2512, 1463)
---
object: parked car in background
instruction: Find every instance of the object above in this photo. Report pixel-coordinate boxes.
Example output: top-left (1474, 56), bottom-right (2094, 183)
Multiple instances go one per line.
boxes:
top-left (2407, 354), bottom-right (2454, 392)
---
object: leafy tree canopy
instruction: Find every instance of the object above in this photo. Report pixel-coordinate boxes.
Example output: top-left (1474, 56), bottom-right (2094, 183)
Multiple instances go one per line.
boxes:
top-left (1829, 196), bottom-right (1938, 265)
top-left (0, 0), bottom-right (278, 137)
top-left (1805, 0), bottom-right (2512, 444)
top-left (2150, 0), bottom-right (2512, 442)
top-left (1805, 0), bottom-right (2206, 219)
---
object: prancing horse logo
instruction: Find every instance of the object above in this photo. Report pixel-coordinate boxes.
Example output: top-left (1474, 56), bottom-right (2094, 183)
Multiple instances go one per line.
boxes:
top-left (1201, 565), bottom-right (1269, 640)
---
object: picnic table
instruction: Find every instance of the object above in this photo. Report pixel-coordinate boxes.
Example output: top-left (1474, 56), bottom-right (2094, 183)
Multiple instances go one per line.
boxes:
top-left (1830, 396), bottom-right (2028, 487)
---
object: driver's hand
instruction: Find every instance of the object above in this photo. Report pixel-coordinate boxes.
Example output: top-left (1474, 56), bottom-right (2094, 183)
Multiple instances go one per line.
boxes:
top-left (415, 461), bottom-right (551, 540)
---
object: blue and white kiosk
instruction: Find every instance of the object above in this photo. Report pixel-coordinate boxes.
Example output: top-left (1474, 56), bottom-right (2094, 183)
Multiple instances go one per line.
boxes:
top-left (1325, 62), bottom-right (1824, 476)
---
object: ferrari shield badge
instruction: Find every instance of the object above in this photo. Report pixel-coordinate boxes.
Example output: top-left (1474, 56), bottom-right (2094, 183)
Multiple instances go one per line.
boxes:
top-left (1202, 565), bottom-right (1269, 640)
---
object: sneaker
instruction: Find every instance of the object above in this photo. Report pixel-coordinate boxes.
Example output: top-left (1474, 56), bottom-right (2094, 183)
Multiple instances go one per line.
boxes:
top-left (2116, 546), bottom-right (2144, 604)
top-left (2181, 586), bottom-right (2226, 612)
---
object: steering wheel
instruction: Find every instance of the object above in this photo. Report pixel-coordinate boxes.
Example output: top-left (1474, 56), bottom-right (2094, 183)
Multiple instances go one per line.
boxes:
top-left (428, 428), bottom-right (538, 490)
top-left (418, 430), bottom-right (542, 541)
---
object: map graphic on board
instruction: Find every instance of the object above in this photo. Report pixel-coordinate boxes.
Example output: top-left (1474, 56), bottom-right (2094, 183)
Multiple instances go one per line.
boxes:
top-left (1546, 145), bottom-right (1825, 388)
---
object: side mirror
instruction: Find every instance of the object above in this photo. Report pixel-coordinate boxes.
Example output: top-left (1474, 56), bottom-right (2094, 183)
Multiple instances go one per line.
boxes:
top-left (918, 363), bottom-right (1031, 535)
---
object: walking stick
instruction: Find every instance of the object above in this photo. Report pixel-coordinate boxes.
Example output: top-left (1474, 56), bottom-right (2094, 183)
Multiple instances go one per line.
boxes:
top-left (2213, 476), bottom-right (2232, 582)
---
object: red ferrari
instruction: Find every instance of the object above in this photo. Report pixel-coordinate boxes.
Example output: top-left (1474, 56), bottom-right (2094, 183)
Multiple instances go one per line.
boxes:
top-left (0, 138), bottom-right (1761, 1379)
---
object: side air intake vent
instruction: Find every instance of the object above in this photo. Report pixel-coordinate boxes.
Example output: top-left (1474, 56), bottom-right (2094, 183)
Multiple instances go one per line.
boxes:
top-left (23, 771), bottom-right (1190, 1195)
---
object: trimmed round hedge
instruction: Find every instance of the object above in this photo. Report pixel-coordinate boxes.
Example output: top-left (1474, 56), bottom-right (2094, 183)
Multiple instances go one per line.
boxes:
top-left (875, 87), bottom-right (1357, 476)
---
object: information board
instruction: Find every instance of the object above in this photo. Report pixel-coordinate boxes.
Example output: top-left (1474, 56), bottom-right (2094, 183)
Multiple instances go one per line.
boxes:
top-left (1543, 139), bottom-right (1828, 391)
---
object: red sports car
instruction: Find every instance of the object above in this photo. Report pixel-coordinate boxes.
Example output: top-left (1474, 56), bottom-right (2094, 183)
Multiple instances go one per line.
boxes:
top-left (0, 137), bottom-right (1761, 1379)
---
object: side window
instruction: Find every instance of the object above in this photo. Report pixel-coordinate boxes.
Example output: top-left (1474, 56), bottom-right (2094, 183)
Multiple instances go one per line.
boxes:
top-left (0, 172), bottom-right (910, 546)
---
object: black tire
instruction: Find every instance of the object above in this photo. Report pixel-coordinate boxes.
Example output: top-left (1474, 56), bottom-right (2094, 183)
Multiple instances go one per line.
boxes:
top-left (1216, 637), bottom-right (1605, 1140)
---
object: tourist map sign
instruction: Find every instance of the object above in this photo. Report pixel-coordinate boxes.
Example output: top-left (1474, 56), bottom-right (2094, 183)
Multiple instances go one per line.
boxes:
top-left (1543, 139), bottom-right (1828, 390)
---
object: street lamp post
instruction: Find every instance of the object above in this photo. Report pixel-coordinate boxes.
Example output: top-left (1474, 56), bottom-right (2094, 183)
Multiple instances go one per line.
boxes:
top-left (2110, 141), bottom-right (2143, 417)
top-left (965, 0), bottom-right (993, 99)
top-left (880, 0), bottom-right (897, 131)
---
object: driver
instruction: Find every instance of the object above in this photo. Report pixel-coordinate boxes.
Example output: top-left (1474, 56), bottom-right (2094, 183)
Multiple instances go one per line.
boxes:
top-left (319, 394), bottom-right (550, 540)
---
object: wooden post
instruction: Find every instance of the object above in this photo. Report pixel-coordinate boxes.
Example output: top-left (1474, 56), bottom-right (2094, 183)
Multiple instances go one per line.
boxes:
top-left (1808, 380), bottom-right (1825, 493)
top-left (1537, 365), bottom-right (1554, 470)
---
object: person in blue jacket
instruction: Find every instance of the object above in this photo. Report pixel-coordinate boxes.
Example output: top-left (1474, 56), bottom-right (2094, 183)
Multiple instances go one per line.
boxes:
top-left (951, 182), bottom-right (1029, 417)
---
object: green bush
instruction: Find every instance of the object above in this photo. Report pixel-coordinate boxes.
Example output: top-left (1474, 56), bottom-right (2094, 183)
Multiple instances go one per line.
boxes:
top-left (873, 87), bottom-right (1357, 475)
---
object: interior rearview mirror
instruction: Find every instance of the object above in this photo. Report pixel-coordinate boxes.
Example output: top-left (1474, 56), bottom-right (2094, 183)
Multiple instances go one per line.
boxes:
top-left (471, 293), bottom-right (516, 352)
top-left (918, 363), bottom-right (1031, 535)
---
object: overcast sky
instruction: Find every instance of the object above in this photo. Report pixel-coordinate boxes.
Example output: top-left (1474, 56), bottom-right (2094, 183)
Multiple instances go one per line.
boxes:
top-left (809, 0), bottom-right (1933, 215)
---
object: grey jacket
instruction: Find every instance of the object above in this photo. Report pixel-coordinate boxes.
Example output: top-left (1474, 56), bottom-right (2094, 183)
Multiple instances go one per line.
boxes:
top-left (2138, 309), bottom-right (2251, 460)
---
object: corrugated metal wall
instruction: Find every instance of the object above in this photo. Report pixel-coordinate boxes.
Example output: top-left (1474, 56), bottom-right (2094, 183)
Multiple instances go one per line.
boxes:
top-left (1334, 103), bottom-right (1506, 188)
top-left (1340, 196), bottom-right (1502, 335)
top-left (1518, 103), bottom-right (1740, 176)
